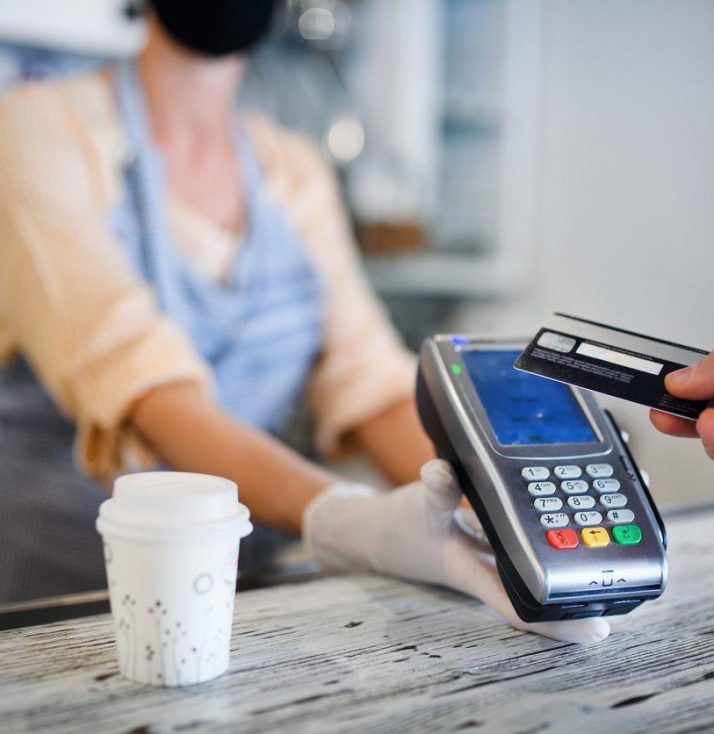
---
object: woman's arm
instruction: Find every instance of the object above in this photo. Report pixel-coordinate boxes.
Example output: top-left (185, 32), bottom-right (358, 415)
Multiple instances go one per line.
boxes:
top-left (349, 397), bottom-right (435, 486)
top-left (131, 381), bottom-right (338, 536)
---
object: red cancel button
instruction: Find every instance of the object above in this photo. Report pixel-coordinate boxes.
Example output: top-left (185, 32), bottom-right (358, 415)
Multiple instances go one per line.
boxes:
top-left (546, 528), bottom-right (579, 550)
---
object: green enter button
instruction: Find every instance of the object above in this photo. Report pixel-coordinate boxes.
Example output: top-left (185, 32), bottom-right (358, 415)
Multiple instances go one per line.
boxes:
top-left (612, 524), bottom-right (642, 545)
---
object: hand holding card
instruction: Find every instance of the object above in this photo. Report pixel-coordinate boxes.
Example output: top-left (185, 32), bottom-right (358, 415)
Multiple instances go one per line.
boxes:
top-left (651, 352), bottom-right (714, 460)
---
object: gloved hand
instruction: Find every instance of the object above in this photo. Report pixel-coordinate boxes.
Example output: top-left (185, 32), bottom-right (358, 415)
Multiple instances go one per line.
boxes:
top-left (304, 459), bottom-right (610, 644)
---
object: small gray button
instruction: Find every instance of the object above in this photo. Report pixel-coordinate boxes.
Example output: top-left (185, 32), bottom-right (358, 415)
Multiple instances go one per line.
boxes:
top-left (554, 465), bottom-right (582, 479)
top-left (568, 495), bottom-right (596, 510)
top-left (528, 482), bottom-right (556, 497)
top-left (534, 497), bottom-right (563, 512)
top-left (593, 478), bottom-right (621, 493)
top-left (522, 466), bottom-right (550, 481)
top-left (607, 509), bottom-right (635, 524)
top-left (586, 463), bottom-right (614, 478)
top-left (561, 480), bottom-right (589, 495)
top-left (574, 511), bottom-right (603, 526)
top-left (600, 493), bottom-right (627, 508)
top-left (540, 513), bottom-right (569, 528)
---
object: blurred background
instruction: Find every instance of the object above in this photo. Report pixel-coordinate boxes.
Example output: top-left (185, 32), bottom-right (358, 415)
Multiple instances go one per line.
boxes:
top-left (0, 0), bottom-right (711, 507)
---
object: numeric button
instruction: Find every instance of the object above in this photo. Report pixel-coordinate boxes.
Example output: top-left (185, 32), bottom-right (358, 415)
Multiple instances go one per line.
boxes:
top-left (561, 480), bottom-right (589, 495)
top-left (574, 511), bottom-right (603, 526)
top-left (522, 466), bottom-right (549, 481)
top-left (593, 478), bottom-right (620, 493)
top-left (554, 465), bottom-right (582, 479)
top-left (527, 482), bottom-right (556, 497)
top-left (534, 497), bottom-right (563, 512)
top-left (600, 493), bottom-right (627, 508)
top-left (586, 463), bottom-right (614, 478)
top-left (568, 495), bottom-right (595, 510)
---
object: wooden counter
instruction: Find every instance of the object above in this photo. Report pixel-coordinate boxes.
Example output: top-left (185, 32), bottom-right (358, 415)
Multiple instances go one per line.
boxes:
top-left (3, 510), bottom-right (714, 733)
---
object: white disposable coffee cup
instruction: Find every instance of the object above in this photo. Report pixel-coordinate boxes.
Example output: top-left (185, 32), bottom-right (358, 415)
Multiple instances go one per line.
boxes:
top-left (96, 472), bottom-right (252, 687)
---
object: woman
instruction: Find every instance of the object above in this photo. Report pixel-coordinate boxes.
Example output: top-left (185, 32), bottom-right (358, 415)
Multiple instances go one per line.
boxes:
top-left (0, 1), bottom-right (606, 643)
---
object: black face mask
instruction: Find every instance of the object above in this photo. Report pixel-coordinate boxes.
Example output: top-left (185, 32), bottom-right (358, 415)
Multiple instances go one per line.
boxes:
top-left (151, 0), bottom-right (277, 58)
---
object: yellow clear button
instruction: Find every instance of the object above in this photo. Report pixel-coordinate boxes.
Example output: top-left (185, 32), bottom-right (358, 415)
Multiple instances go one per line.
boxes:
top-left (581, 527), bottom-right (610, 548)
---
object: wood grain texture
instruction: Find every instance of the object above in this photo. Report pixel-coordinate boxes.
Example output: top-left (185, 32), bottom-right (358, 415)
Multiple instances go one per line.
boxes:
top-left (2, 512), bottom-right (714, 734)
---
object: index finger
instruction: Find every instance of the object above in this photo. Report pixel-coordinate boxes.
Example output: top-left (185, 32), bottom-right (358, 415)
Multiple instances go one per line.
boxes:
top-left (649, 408), bottom-right (699, 438)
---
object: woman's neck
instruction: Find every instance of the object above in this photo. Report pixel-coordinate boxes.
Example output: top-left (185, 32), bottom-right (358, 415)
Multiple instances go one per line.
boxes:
top-left (137, 19), bottom-right (246, 146)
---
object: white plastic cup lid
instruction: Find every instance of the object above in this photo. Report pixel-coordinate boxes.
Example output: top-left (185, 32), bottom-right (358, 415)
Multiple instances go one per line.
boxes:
top-left (97, 472), bottom-right (252, 539)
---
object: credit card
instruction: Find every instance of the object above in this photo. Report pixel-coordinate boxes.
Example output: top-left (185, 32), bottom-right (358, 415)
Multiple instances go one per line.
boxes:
top-left (514, 313), bottom-right (710, 420)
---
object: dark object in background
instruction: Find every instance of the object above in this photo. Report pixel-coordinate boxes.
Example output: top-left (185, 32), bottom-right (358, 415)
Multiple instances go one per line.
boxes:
top-left (151, 0), bottom-right (277, 57)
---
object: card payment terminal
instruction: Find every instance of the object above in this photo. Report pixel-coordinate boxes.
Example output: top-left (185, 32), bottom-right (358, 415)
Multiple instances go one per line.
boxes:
top-left (416, 335), bottom-right (667, 622)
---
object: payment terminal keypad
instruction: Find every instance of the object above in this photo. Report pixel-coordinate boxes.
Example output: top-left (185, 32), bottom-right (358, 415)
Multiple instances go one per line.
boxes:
top-left (521, 464), bottom-right (642, 550)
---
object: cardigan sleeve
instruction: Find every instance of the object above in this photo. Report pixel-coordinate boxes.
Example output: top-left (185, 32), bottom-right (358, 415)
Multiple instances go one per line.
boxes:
top-left (0, 80), bottom-right (212, 482)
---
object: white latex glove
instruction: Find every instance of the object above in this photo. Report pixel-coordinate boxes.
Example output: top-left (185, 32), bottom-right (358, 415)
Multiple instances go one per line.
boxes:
top-left (304, 459), bottom-right (610, 644)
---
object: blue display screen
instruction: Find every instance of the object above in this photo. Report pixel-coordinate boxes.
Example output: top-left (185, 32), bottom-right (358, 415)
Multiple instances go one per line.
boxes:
top-left (461, 350), bottom-right (597, 446)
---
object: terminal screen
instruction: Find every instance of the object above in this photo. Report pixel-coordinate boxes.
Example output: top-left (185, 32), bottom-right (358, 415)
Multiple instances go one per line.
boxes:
top-left (462, 350), bottom-right (597, 446)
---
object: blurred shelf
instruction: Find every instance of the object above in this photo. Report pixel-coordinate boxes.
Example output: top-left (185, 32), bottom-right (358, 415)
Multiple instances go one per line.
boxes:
top-left (363, 252), bottom-right (509, 300)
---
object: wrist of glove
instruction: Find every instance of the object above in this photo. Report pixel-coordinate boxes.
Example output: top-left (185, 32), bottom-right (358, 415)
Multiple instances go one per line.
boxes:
top-left (303, 460), bottom-right (609, 645)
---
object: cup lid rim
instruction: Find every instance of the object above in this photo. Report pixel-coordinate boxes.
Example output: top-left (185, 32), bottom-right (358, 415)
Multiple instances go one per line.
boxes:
top-left (107, 471), bottom-right (245, 528)
top-left (96, 503), bottom-right (253, 540)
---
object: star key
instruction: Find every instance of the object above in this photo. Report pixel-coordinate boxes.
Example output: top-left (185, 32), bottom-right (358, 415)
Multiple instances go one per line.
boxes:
top-left (540, 512), bottom-right (568, 529)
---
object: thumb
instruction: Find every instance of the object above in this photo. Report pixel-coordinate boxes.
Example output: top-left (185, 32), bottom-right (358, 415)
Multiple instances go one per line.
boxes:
top-left (420, 459), bottom-right (462, 513)
top-left (666, 351), bottom-right (714, 400)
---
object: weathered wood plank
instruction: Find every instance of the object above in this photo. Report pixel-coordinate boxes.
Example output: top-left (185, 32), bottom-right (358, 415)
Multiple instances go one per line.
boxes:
top-left (2, 512), bottom-right (714, 733)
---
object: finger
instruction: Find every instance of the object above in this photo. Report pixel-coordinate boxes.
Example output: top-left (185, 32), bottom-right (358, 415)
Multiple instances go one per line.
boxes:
top-left (698, 408), bottom-right (714, 459)
top-left (420, 460), bottom-right (462, 512)
top-left (454, 507), bottom-right (492, 553)
top-left (456, 504), bottom-right (483, 532)
top-left (649, 409), bottom-right (699, 438)
top-left (665, 351), bottom-right (714, 400)
top-left (421, 459), bottom-right (455, 489)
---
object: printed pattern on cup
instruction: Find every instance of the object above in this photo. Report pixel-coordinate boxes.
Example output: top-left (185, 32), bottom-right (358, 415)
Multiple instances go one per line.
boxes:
top-left (103, 540), bottom-right (240, 686)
